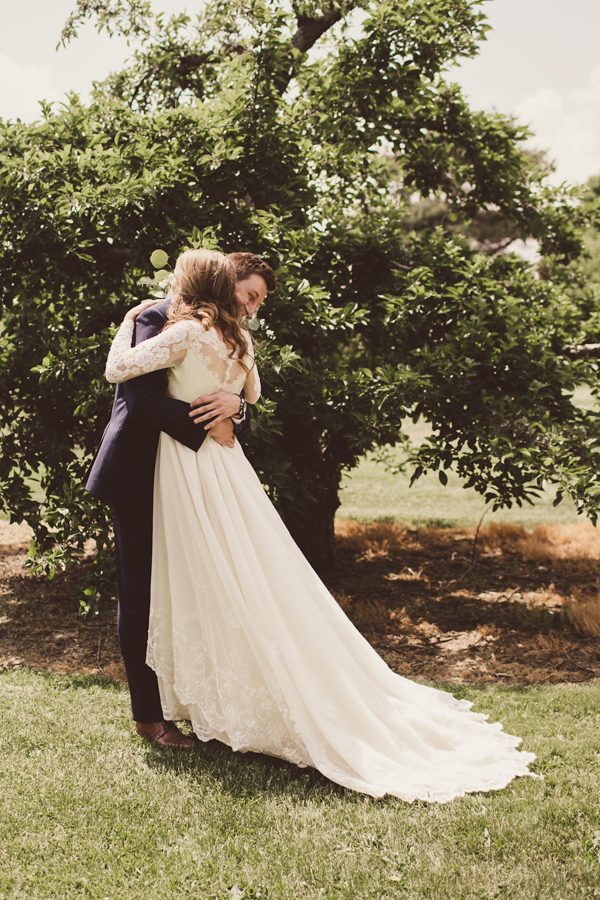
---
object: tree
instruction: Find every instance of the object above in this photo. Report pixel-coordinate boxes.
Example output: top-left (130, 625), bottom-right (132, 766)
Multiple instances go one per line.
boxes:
top-left (578, 174), bottom-right (600, 286)
top-left (0, 0), bottom-right (598, 589)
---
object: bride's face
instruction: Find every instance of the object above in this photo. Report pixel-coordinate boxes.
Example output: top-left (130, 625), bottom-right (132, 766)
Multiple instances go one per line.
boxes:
top-left (235, 274), bottom-right (268, 318)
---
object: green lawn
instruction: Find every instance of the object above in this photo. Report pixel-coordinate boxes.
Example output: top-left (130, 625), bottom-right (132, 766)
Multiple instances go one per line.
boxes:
top-left (337, 450), bottom-right (582, 527)
top-left (2, 669), bottom-right (599, 899)
top-left (338, 384), bottom-right (597, 528)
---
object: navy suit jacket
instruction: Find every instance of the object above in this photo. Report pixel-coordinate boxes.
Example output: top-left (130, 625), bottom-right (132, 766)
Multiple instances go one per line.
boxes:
top-left (85, 298), bottom-right (250, 505)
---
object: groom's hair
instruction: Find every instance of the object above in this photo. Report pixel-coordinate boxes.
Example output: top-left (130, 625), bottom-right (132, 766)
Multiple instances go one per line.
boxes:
top-left (227, 252), bottom-right (276, 292)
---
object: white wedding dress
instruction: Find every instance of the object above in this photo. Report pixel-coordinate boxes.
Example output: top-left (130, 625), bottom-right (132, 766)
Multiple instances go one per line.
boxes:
top-left (105, 317), bottom-right (539, 803)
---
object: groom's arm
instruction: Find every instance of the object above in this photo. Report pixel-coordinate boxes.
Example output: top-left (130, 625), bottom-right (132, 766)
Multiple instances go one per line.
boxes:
top-left (122, 305), bottom-right (208, 452)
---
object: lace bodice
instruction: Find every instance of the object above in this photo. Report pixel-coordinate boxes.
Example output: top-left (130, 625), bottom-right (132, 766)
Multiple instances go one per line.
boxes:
top-left (104, 318), bottom-right (260, 404)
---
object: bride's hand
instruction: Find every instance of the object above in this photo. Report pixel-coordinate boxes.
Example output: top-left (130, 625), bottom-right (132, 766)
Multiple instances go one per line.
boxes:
top-left (209, 418), bottom-right (235, 448)
top-left (124, 298), bottom-right (162, 322)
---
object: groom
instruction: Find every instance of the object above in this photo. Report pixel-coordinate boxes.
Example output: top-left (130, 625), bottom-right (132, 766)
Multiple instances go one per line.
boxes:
top-left (85, 252), bottom-right (276, 747)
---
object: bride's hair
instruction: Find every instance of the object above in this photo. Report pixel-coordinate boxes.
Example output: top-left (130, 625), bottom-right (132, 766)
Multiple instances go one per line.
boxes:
top-left (164, 248), bottom-right (249, 369)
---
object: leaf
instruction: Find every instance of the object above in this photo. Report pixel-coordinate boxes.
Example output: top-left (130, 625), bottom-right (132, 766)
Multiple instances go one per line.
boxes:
top-left (150, 249), bottom-right (169, 269)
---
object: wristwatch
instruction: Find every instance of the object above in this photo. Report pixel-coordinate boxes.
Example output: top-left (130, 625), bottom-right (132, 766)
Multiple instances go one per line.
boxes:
top-left (233, 395), bottom-right (247, 422)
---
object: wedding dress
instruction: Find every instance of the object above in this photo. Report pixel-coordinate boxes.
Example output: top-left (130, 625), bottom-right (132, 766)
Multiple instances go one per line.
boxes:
top-left (105, 316), bottom-right (539, 803)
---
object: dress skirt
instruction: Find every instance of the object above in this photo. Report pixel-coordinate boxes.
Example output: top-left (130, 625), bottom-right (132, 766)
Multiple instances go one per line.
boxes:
top-left (146, 433), bottom-right (539, 803)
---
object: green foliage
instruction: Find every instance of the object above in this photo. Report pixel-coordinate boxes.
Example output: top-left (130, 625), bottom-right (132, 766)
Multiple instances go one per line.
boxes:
top-left (0, 0), bottom-right (598, 587)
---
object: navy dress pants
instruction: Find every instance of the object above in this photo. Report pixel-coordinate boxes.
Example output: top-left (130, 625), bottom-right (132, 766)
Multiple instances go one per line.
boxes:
top-left (112, 495), bottom-right (164, 723)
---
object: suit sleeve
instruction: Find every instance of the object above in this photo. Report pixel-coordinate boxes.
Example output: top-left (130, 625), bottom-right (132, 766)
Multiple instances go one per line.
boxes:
top-left (122, 307), bottom-right (209, 452)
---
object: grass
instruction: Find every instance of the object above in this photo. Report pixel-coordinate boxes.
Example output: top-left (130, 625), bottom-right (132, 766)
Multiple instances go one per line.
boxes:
top-left (1, 669), bottom-right (599, 899)
top-left (338, 385), bottom-right (597, 528)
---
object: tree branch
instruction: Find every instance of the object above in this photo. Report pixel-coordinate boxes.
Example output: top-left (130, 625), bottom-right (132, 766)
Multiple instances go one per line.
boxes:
top-left (171, 7), bottom-right (347, 98)
top-left (292, 8), bottom-right (343, 53)
top-left (266, 4), bottom-right (349, 96)
top-left (560, 342), bottom-right (600, 359)
top-left (177, 44), bottom-right (245, 76)
top-left (177, 52), bottom-right (214, 76)
top-left (488, 236), bottom-right (517, 256)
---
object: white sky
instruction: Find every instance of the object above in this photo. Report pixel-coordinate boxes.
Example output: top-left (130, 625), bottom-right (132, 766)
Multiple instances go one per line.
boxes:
top-left (1, 0), bottom-right (599, 186)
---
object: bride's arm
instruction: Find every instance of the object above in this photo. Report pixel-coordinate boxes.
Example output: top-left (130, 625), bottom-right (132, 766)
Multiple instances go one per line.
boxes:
top-left (243, 364), bottom-right (261, 404)
top-left (104, 319), bottom-right (191, 383)
top-left (242, 334), bottom-right (261, 404)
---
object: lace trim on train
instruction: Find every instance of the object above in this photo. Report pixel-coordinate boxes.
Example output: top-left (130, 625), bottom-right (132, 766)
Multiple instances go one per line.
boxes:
top-left (146, 622), bottom-right (313, 769)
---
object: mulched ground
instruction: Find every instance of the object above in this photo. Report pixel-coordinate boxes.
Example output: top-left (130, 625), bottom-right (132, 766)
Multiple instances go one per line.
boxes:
top-left (1, 518), bottom-right (599, 687)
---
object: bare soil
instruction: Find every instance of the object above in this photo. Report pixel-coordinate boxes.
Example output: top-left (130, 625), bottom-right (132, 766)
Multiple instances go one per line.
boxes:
top-left (1, 518), bottom-right (598, 686)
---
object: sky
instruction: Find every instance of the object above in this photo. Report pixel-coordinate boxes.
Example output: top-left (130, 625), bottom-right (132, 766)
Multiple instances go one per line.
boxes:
top-left (1, 0), bottom-right (599, 187)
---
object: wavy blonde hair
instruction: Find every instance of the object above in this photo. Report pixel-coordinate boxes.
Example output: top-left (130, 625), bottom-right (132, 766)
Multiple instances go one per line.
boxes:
top-left (164, 248), bottom-right (249, 369)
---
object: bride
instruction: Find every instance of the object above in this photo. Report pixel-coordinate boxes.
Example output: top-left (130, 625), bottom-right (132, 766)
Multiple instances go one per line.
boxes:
top-left (104, 247), bottom-right (539, 803)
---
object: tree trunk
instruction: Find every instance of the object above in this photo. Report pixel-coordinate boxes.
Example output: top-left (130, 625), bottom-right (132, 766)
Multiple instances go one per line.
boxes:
top-left (278, 474), bottom-right (341, 576)
top-left (271, 410), bottom-right (344, 574)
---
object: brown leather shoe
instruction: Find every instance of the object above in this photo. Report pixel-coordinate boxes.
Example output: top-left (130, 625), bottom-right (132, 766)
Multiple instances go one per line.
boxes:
top-left (135, 720), bottom-right (197, 749)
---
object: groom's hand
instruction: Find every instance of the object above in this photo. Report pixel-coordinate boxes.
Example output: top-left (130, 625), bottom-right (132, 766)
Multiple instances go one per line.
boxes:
top-left (189, 390), bottom-right (241, 429)
top-left (208, 418), bottom-right (235, 448)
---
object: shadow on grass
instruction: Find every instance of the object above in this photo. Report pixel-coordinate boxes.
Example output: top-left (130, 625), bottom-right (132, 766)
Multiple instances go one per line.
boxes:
top-left (0, 550), bottom-right (125, 681)
top-left (141, 736), bottom-right (373, 805)
top-left (1, 667), bottom-right (558, 807)
top-left (138, 680), bottom-right (541, 806)
top-left (2, 666), bottom-right (123, 694)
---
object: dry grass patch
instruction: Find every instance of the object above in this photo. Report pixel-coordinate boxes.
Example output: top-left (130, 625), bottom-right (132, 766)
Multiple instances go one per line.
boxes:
top-left (476, 523), bottom-right (600, 639)
top-left (331, 519), bottom-right (600, 682)
top-left (480, 521), bottom-right (600, 561)
top-left (1, 517), bottom-right (599, 686)
top-left (565, 593), bottom-right (600, 638)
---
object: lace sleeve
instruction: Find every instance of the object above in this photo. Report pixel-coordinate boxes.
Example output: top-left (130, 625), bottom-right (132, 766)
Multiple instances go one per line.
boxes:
top-left (242, 333), bottom-right (261, 403)
top-left (104, 319), bottom-right (191, 384)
